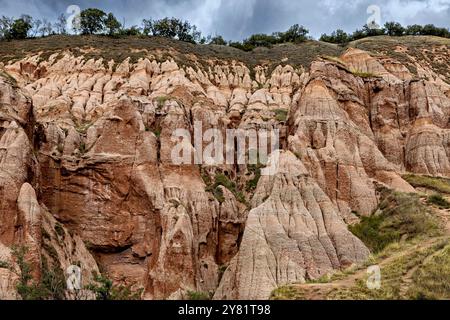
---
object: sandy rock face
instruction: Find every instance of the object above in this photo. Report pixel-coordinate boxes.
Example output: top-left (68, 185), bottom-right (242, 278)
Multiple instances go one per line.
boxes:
top-left (214, 152), bottom-right (369, 300)
top-left (0, 41), bottom-right (449, 300)
top-left (0, 242), bottom-right (19, 299)
top-left (0, 78), bottom-right (99, 299)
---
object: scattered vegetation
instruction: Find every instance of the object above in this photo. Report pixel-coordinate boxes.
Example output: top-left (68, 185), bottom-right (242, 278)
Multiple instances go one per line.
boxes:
top-left (321, 55), bottom-right (349, 69)
top-left (12, 245), bottom-right (41, 300)
top-left (408, 243), bottom-right (450, 299)
top-left (0, 70), bottom-right (18, 85)
top-left (274, 109), bottom-right (288, 122)
top-left (75, 122), bottom-right (92, 134)
top-left (229, 24), bottom-right (310, 51)
top-left (86, 272), bottom-right (142, 300)
top-left (54, 222), bottom-right (65, 238)
top-left (327, 239), bottom-right (449, 300)
top-left (246, 163), bottom-right (263, 192)
top-left (205, 172), bottom-right (247, 205)
top-left (218, 265), bottom-right (228, 282)
top-left (156, 95), bottom-right (170, 108)
top-left (41, 227), bottom-right (51, 240)
top-left (142, 17), bottom-right (202, 44)
top-left (186, 290), bottom-right (211, 300)
top-left (212, 187), bottom-right (226, 204)
top-left (2, 7), bottom-right (450, 57)
top-left (40, 256), bottom-right (66, 300)
top-left (153, 129), bottom-right (161, 138)
top-left (306, 274), bottom-right (331, 284)
top-left (8, 245), bottom-right (66, 300)
top-left (78, 142), bottom-right (87, 155)
top-left (403, 174), bottom-right (450, 194)
top-left (271, 286), bottom-right (305, 300)
top-left (320, 21), bottom-right (450, 44)
top-left (427, 194), bottom-right (450, 209)
top-left (349, 189), bottom-right (440, 253)
top-left (270, 186), bottom-right (448, 300)
top-left (350, 70), bottom-right (380, 78)
top-left (0, 15), bottom-right (32, 40)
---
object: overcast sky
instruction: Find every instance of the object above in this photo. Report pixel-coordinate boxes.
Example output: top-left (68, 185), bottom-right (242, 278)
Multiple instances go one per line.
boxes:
top-left (0, 0), bottom-right (449, 40)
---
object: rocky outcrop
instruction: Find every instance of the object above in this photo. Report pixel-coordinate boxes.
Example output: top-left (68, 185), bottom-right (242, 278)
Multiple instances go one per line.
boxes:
top-left (0, 37), bottom-right (449, 300)
top-left (214, 152), bottom-right (369, 300)
top-left (0, 77), bottom-right (98, 299)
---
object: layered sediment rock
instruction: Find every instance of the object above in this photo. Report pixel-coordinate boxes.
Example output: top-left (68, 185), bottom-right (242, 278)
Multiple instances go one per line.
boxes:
top-left (0, 77), bottom-right (98, 299)
top-left (0, 39), bottom-right (449, 299)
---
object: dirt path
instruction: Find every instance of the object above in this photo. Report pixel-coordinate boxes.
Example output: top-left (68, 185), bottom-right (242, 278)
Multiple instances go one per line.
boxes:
top-left (398, 196), bottom-right (450, 297)
top-left (418, 195), bottom-right (450, 232)
top-left (289, 190), bottom-right (450, 300)
top-left (292, 236), bottom-right (447, 300)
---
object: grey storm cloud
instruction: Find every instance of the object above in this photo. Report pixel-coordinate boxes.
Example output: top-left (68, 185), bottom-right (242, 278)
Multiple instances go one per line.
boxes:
top-left (0, 0), bottom-right (449, 40)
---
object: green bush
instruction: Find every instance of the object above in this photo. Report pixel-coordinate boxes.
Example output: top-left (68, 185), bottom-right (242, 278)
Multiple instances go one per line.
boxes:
top-left (402, 174), bottom-right (450, 194)
top-left (209, 35), bottom-right (227, 45)
top-left (78, 8), bottom-right (107, 35)
top-left (86, 272), bottom-right (142, 300)
top-left (78, 142), bottom-right (86, 154)
top-left (205, 172), bottom-right (248, 205)
top-left (156, 95), bottom-right (170, 108)
top-left (319, 29), bottom-right (350, 44)
top-left (349, 190), bottom-right (440, 253)
top-left (246, 163), bottom-right (263, 191)
top-left (6, 245), bottom-right (68, 300)
top-left (0, 70), bottom-right (17, 85)
top-left (351, 70), bottom-right (380, 78)
top-left (186, 290), bottom-right (211, 300)
top-left (40, 256), bottom-right (66, 300)
top-left (274, 109), bottom-right (288, 122)
top-left (142, 17), bottom-right (202, 44)
top-left (54, 222), bottom-right (65, 238)
top-left (427, 194), bottom-right (450, 209)
top-left (213, 186), bottom-right (225, 203)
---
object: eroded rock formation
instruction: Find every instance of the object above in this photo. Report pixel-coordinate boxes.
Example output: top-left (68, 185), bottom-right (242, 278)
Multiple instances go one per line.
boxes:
top-left (0, 36), bottom-right (449, 299)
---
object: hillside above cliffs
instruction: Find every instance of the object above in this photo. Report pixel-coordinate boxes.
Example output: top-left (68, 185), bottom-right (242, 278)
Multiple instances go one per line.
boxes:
top-left (0, 35), bottom-right (449, 300)
top-left (1, 35), bottom-right (450, 76)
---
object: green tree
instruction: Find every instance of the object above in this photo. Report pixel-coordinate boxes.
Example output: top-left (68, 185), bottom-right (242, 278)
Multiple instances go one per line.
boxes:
top-left (384, 21), bottom-right (405, 36)
top-left (319, 33), bottom-right (332, 42)
top-left (150, 17), bottom-right (178, 38)
top-left (276, 24), bottom-right (309, 43)
top-left (4, 245), bottom-right (67, 300)
top-left (320, 29), bottom-right (349, 44)
top-left (244, 33), bottom-right (278, 48)
top-left (143, 17), bottom-right (202, 43)
top-left (86, 272), bottom-right (142, 300)
top-left (120, 26), bottom-right (141, 36)
top-left (31, 19), bottom-right (42, 37)
top-left (104, 13), bottom-right (121, 36)
top-left (141, 18), bottom-right (152, 35)
top-left (229, 41), bottom-right (254, 52)
top-left (10, 246), bottom-right (47, 300)
top-left (79, 8), bottom-right (106, 35)
top-left (209, 35), bottom-right (227, 45)
top-left (0, 16), bottom-right (13, 39)
top-left (351, 28), bottom-right (367, 40)
top-left (8, 16), bottom-right (32, 39)
top-left (332, 29), bottom-right (350, 43)
top-left (39, 18), bottom-right (53, 37)
top-left (421, 24), bottom-right (450, 37)
top-left (405, 24), bottom-right (423, 35)
top-left (53, 14), bottom-right (67, 35)
top-left (362, 23), bottom-right (385, 37)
